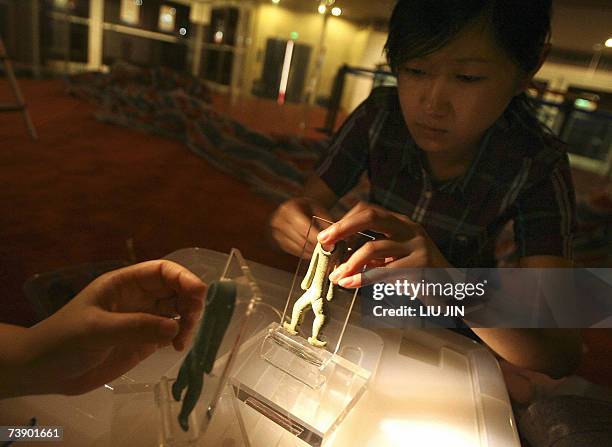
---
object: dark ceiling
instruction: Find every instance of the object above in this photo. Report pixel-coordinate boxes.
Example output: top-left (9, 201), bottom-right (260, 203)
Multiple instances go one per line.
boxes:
top-left (255, 0), bottom-right (612, 53)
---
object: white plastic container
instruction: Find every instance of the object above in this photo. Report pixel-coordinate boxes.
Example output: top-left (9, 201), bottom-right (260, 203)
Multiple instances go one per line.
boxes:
top-left (158, 248), bottom-right (519, 447)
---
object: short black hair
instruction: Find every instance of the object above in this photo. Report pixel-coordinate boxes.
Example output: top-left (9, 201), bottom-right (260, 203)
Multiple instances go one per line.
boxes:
top-left (384, 0), bottom-right (552, 74)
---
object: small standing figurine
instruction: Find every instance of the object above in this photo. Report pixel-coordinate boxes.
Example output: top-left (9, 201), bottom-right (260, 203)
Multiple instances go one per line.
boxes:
top-left (283, 241), bottom-right (348, 347)
top-left (172, 279), bottom-right (237, 431)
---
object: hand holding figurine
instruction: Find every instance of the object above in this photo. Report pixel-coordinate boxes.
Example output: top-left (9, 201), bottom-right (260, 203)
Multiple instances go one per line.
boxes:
top-left (269, 197), bottom-right (334, 257)
top-left (0, 260), bottom-right (205, 398)
top-left (321, 202), bottom-right (452, 288)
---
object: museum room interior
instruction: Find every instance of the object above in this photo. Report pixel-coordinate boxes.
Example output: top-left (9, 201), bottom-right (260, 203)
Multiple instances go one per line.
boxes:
top-left (0, 1), bottom-right (611, 445)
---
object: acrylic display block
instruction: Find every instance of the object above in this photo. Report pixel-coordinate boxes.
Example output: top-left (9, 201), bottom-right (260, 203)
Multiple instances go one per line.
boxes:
top-left (228, 321), bottom-right (383, 447)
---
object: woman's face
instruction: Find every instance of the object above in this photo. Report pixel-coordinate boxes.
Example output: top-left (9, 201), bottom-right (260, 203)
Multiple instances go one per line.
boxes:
top-left (397, 22), bottom-right (528, 157)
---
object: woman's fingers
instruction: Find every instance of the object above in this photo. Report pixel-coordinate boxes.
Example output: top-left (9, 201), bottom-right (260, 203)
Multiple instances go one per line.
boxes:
top-left (95, 260), bottom-right (206, 351)
top-left (342, 201), bottom-right (370, 219)
top-left (155, 262), bottom-right (207, 351)
top-left (330, 240), bottom-right (407, 280)
top-left (107, 260), bottom-right (206, 306)
top-left (316, 204), bottom-right (426, 286)
top-left (270, 197), bottom-right (332, 257)
top-left (330, 237), bottom-right (426, 288)
top-left (288, 204), bottom-right (314, 233)
top-left (329, 240), bottom-right (411, 287)
top-left (319, 207), bottom-right (418, 245)
top-left (271, 227), bottom-right (306, 257)
top-left (94, 310), bottom-right (180, 346)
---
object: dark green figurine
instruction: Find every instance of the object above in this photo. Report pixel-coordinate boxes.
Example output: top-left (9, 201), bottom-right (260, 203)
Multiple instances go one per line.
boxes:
top-left (172, 279), bottom-right (237, 431)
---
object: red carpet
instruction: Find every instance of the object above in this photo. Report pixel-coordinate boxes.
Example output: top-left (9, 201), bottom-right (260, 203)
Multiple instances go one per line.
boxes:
top-left (1, 78), bottom-right (335, 326)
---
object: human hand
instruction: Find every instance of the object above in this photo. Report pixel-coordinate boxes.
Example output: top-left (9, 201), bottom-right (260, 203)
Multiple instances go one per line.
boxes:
top-left (320, 202), bottom-right (451, 288)
top-left (20, 260), bottom-right (205, 396)
top-left (269, 196), bottom-right (333, 257)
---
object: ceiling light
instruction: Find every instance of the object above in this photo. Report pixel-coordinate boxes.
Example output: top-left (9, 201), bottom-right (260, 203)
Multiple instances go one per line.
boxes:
top-left (272, 0), bottom-right (280, 4)
top-left (331, 6), bottom-right (341, 16)
top-left (605, 38), bottom-right (612, 48)
top-left (318, 4), bottom-right (326, 14)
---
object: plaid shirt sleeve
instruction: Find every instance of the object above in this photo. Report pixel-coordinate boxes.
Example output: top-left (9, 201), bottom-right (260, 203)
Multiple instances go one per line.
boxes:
top-left (513, 151), bottom-right (577, 260)
top-left (315, 99), bottom-right (372, 198)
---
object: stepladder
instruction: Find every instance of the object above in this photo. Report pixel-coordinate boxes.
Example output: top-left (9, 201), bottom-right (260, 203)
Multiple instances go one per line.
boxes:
top-left (0, 37), bottom-right (38, 140)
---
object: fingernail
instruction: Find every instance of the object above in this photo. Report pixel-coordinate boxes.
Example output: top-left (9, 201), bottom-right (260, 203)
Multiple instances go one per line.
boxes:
top-left (338, 275), bottom-right (356, 288)
top-left (318, 227), bottom-right (332, 241)
top-left (159, 319), bottom-right (179, 338)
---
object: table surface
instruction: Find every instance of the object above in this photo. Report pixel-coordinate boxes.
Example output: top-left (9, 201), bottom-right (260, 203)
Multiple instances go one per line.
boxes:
top-left (0, 248), bottom-right (520, 447)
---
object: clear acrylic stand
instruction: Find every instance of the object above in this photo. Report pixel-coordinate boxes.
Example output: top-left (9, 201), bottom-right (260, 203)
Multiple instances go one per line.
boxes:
top-left (261, 216), bottom-right (375, 388)
top-left (228, 217), bottom-right (382, 447)
top-left (230, 327), bottom-right (376, 447)
top-left (110, 248), bottom-right (278, 447)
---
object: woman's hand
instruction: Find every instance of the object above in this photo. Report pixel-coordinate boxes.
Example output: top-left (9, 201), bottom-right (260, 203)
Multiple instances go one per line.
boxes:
top-left (6, 260), bottom-right (206, 397)
top-left (269, 196), bottom-right (333, 257)
top-left (319, 202), bottom-right (451, 288)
